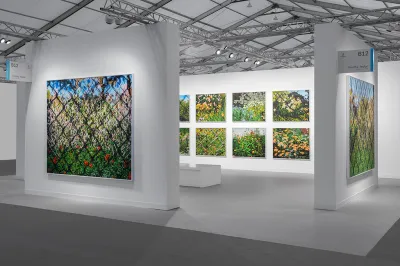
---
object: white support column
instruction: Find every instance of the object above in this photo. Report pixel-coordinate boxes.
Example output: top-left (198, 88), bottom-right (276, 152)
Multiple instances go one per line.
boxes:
top-left (16, 82), bottom-right (30, 179)
top-left (314, 23), bottom-right (378, 210)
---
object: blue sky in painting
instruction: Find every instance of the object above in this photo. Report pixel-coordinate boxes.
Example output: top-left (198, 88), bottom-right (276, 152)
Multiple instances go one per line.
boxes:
top-left (47, 75), bottom-right (132, 99)
top-left (349, 76), bottom-right (374, 100)
top-left (180, 95), bottom-right (189, 101)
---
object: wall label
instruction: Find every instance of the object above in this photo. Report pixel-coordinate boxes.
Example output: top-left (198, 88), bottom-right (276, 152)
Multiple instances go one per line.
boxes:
top-left (338, 48), bottom-right (374, 74)
top-left (6, 60), bottom-right (32, 82)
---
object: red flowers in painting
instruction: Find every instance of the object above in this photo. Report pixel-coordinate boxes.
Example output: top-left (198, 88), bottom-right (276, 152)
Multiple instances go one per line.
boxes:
top-left (105, 154), bottom-right (111, 161)
top-left (52, 157), bottom-right (58, 164)
top-left (84, 161), bottom-right (89, 167)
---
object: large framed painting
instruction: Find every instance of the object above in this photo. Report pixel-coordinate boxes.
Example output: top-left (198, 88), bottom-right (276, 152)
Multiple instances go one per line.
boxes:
top-left (273, 90), bottom-right (310, 121)
top-left (273, 128), bottom-right (310, 159)
top-left (47, 75), bottom-right (133, 180)
top-left (233, 128), bottom-right (266, 158)
top-left (180, 128), bottom-right (190, 156)
top-left (196, 128), bottom-right (226, 156)
top-left (196, 93), bottom-right (226, 122)
top-left (232, 92), bottom-right (265, 122)
top-left (180, 95), bottom-right (190, 122)
top-left (348, 76), bottom-right (374, 179)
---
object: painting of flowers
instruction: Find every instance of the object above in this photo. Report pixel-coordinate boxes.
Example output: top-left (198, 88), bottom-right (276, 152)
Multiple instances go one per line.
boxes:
top-left (180, 128), bottom-right (190, 156)
top-left (273, 90), bottom-right (309, 121)
top-left (196, 128), bottom-right (226, 156)
top-left (196, 93), bottom-right (226, 122)
top-left (47, 75), bottom-right (132, 180)
top-left (233, 92), bottom-right (265, 122)
top-left (180, 95), bottom-right (190, 122)
top-left (233, 128), bottom-right (265, 158)
top-left (273, 128), bottom-right (310, 159)
top-left (348, 76), bottom-right (374, 178)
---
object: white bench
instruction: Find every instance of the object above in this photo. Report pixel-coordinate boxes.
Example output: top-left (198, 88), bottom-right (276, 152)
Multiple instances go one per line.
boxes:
top-left (179, 164), bottom-right (221, 188)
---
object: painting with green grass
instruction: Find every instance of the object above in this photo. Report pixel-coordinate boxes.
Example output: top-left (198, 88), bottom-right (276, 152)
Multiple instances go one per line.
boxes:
top-left (233, 128), bottom-right (265, 158)
top-left (180, 128), bottom-right (190, 156)
top-left (348, 76), bottom-right (374, 178)
top-left (180, 95), bottom-right (190, 122)
top-left (273, 90), bottom-right (309, 121)
top-left (232, 92), bottom-right (265, 122)
top-left (196, 128), bottom-right (226, 156)
top-left (196, 94), bottom-right (226, 122)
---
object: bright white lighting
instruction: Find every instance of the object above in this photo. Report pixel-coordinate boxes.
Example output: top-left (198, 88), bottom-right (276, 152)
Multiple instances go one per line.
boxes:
top-left (229, 53), bottom-right (235, 58)
top-left (216, 49), bottom-right (222, 55)
top-left (0, 38), bottom-right (5, 44)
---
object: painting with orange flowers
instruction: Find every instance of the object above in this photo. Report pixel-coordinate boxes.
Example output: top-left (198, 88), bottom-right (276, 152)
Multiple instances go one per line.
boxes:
top-left (273, 128), bottom-right (310, 159)
top-left (196, 93), bottom-right (226, 122)
top-left (196, 128), bottom-right (226, 156)
top-left (233, 128), bottom-right (265, 158)
top-left (47, 75), bottom-right (132, 180)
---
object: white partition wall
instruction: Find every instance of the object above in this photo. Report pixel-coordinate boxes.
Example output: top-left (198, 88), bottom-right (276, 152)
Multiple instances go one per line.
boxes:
top-left (0, 82), bottom-right (16, 161)
top-left (314, 23), bottom-right (378, 210)
top-left (180, 67), bottom-right (314, 174)
top-left (20, 23), bottom-right (180, 210)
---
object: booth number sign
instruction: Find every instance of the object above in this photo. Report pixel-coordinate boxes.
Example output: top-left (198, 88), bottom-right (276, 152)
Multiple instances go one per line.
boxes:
top-left (338, 48), bottom-right (374, 74)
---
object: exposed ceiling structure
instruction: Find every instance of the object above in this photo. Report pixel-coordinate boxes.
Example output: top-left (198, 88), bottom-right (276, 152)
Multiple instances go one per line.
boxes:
top-left (1, 0), bottom-right (400, 75)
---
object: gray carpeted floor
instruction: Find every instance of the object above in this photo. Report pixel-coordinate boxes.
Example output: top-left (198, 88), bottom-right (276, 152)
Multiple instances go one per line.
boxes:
top-left (368, 216), bottom-right (400, 264)
top-left (0, 203), bottom-right (399, 266)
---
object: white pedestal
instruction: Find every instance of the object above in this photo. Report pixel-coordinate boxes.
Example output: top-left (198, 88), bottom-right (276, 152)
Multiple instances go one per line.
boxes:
top-left (180, 164), bottom-right (221, 188)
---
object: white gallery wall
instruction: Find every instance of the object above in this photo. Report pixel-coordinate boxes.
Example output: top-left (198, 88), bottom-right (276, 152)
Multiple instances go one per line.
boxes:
top-left (20, 23), bottom-right (180, 210)
top-left (180, 67), bottom-right (314, 174)
top-left (378, 61), bottom-right (400, 179)
top-left (0, 82), bottom-right (16, 160)
top-left (314, 23), bottom-right (378, 210)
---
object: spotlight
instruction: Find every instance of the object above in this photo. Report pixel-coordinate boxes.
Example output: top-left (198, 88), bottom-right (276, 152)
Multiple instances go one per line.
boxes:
top-left (105, 14), bottom-right (114, 25)
top-left (244, 57), bottom-right (250, 62)
top-left (247, 1), bottom-right (252, 8)
top-left (223, 45), bottom-right (228, 50)
top-left (0, 38), bottom-right (5, 44)
top-left (254, 60), bottom-right (261, 65)
top-left (273, 15), bottom-right (278, 21)
top-left (387, 24), bottom-right (394, 32)
top-left (229, 53), bottom-right (235, 58)
top-left (216, 49), bottom-right (222, 55)
top-left (115, 17), bottom-right (122, 26)
top-left (6, 40), bottom-right (11, 44)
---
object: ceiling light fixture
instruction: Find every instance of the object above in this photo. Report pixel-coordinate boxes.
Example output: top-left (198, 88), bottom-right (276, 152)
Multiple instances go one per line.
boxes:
top-left (223, 45), bottom-right (228, 50)
top-left (115, 17), bottom-right (122, 26)
top-left (6, 40), bottom-right (11, 44)
top-left (0, 38), bottom-right (5, 44)
top-left (105, 14), bottom-right (114, 25)
top-left (247, 0), bottom-right (252, 8)
top-left (229, 53), bottom-right (235, 58)
top-left (216, 49), bottom-right (222, 55)
top-left (387, 24), bottom-right (394, 32)
top-left (244, 57), bottom-right (250, 62)
top-left (254, 60), bottom-right (261, 65)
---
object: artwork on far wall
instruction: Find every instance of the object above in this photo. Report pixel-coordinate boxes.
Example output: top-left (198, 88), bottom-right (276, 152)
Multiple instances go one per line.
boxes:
top-left (180, 95), bottom-right (190, 122)
top-left (47, 75), bottom-right (133, 180)
top-left (196, 128), bottom-right (226, 156)
top-left (232, 92), bottom-right (265, 122)
top-left (348, 76), bottom-right (375, 178)
top-left (196, 93), bottom-right (226, 122)
top-left (233, 128), bottom-right (266, 158)
top-left (180, 128), bottom-right (190, 156)
top-left (273, 90), bottom-right (310, 121)
top-left (273, 128), bottom-right (310, 160)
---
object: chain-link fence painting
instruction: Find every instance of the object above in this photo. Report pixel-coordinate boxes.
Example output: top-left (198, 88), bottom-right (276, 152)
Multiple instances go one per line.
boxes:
top-left (273, 90), bottom-right (309, 121)
top-left (180, 128), bottom-right (190, 156)
top-left (273, 128), bottom-right (310, 159)
top-left (47, 75), bottom-right (132, 180)
top-left (232, 92), bottom-right (265, 122)
top-left (233, 128), bottom-right (265, 158)
top-left (348, 76), bottom-right (374, 178)
top-left (180, 95), bottom-right (190, 122)
top-left (196, 93), bottom-right (226, 122)
top-left (196, 128), bottom-right (226, 156)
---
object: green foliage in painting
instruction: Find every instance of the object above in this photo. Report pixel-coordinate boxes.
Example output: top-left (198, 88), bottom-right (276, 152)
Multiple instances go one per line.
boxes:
top-left (180, 95), bottom-right (190, 122)
top-left (273, 90), bottom-right (309, 121)
top-left (273, 128), bottom-right (310, 159)
top-left (233, 128), bottom-right (265, 158)
top-left (232, 92), bottom-right (265, 122)
top-left (180, 128), bottom-right (190, 156)
top-left (47, 75), bottom-right (132, 180)
top-left (349, 76), bottom-right (374, 177)
top-left (196, 94), bottom-right (226, 122)
top-left (196, 128), bottom-right (226, 156)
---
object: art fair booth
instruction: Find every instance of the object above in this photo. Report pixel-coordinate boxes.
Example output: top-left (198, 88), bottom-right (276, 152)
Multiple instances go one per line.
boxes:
top-left (3, 22), bottom-right (395, 255)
